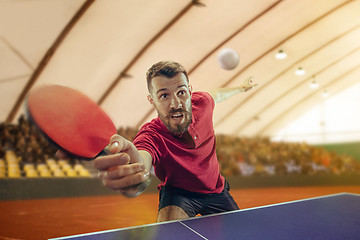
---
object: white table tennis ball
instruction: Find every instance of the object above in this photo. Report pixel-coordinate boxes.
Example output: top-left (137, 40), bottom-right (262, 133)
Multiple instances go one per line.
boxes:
top-left (217, 48), bottom-right (239, 70)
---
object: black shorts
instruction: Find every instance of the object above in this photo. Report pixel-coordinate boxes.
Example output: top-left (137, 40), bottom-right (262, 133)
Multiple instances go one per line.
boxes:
top-left (158, 180), bottom-right (239, 217)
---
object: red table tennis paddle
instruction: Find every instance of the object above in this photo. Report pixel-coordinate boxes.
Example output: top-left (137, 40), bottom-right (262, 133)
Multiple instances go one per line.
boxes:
top-left (26, 84), bottom-right (150, 197)
top-left (26, 84), bottom-right (116, 159)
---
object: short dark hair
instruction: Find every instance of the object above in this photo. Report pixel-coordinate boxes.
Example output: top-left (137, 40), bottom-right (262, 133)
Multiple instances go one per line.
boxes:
top-left (146, 61), bottom-right (189, 93)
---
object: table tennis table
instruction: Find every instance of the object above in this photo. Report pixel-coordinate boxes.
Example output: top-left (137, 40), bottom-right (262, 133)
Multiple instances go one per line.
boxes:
top-left (50, 193), bottom-right (360, 240)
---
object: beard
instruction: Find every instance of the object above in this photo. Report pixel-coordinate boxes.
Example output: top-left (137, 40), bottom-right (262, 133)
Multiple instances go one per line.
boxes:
top-left (158, 106), bottom-right (192, 135)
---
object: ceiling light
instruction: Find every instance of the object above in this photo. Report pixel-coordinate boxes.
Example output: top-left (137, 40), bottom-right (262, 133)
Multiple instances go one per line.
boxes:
top-left (322, 90), bottom-right (329, 98)
top-left (295, 67), bottom-right (306, 76)
top-left (310, 76), bottom-right (319, 89)
top-left (275, 50), bottom-right (287, 59)
top-left (310, 80), bottom-right (319, 89)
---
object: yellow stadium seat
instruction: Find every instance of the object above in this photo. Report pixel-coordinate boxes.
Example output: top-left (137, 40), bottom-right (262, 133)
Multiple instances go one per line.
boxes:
top-left (39, 169), bottom-right (52, 178)
top-left (23, 163), bottom-right (35, 172)
top-left (58, 159), bottom-right (68, 167)
top-left (37, 163), bottom-right (48, 172)
top-left (25, 169), bottom-right (38, 178)
top-left (53, 169), bottom-right (65, 177)
top-left (79, 169), bottom-right (91, 177)
top-left (8, 168), bottom-right (21, 178)
top-left (62, 163), bottom-right (72, 171)
top-left (74, 163), bottom-right (84, 172)
top-left (46, 158), bottom-right (56, 166)
top-left (5, 150), bottom-right (18, 163)
top-left (0, 168), bottom-right (6, 178)
top-left (49, 163), bottom-right (60, 171)
top-left (66, 169), bottom-right (78, 178)
top-left (8, 163), bottom-right (20, 172)
top-left (6, 157), bottom-right (18, 165)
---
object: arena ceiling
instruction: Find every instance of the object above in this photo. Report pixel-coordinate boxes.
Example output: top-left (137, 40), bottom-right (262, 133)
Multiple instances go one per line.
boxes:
top-left (1, 0), bottom-right (360, 142)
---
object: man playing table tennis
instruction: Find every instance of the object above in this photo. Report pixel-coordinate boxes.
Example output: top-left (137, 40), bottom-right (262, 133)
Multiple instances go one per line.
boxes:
top-left (94, 61), bottom-right (257, 222)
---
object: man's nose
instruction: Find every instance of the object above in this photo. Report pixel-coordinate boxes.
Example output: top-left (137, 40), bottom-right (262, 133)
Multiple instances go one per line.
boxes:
top-left (170, 95), bottom-right (182, 108)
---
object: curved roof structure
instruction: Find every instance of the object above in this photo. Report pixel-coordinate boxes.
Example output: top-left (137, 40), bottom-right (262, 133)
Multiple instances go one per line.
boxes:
top-left (1, 0), bottom-right (360, 144)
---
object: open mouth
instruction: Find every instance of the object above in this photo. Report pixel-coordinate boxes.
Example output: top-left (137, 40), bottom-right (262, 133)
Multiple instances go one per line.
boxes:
top-left (169, 111), bottom-right (185, 124)
top-left (171, 112), bottom-right (184, 119)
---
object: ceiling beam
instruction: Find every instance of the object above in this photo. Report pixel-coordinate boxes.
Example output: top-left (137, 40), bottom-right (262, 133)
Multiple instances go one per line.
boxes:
top-left (98, 1), bottom-right (197, 106)
top-left (5, 0), bottom-right (96, 123)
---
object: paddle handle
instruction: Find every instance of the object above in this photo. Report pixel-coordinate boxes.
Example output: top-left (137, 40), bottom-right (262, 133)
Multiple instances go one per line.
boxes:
top-left (101, 147), bottom-right (151, 198)
top-left (123, 178), bottom-right (151, 198)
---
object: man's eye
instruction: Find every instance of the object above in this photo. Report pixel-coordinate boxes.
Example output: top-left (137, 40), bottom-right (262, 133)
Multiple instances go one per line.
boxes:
top-left (160, 94), bottom-right (168, 99)
top-left (178, 90), bottom-right (185, 96)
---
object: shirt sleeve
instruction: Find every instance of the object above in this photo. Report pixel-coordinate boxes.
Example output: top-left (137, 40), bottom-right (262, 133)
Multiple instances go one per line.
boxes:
top-left (133, 127), bottom-right (160, 166)
top-left (193, 91), bottom-right (215, 111)
top-left (203, 91), bottom-right (215, 110)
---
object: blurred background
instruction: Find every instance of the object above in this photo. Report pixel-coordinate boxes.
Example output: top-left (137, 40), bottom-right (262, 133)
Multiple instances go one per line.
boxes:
top-left (1, 1), bottom-right (360, 239)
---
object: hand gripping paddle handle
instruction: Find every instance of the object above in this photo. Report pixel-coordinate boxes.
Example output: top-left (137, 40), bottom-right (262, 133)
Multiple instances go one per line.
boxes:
top-left (125, 178), bottom-right (151, 198)
top-left (102, 146), bottom-right (151, 198)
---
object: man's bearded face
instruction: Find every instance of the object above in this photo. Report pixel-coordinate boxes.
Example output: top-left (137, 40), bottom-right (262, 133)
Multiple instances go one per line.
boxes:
top-left (149, 73), bottom-right (192, 135)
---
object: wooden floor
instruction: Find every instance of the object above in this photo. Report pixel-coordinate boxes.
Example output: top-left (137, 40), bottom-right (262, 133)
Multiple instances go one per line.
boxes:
top-left (1, 185), bottom-right (359, 240)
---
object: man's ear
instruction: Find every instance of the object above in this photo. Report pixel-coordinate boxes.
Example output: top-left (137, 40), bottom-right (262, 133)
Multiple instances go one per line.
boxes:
top-left (147, 95), bottom-right (154, 104)
top-left (189, 85), bottom-right (193, 96)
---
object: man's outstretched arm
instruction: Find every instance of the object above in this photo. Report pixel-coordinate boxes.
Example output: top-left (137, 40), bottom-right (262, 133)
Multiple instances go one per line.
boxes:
top-left (209, 76), bottom-right (258, 104)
